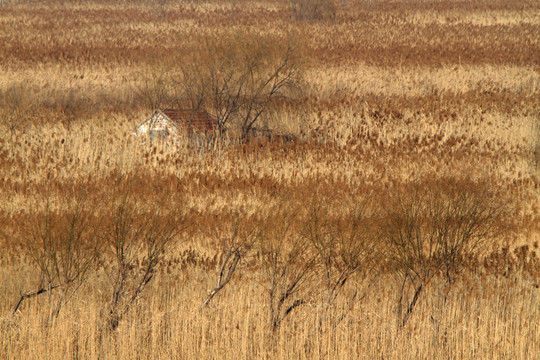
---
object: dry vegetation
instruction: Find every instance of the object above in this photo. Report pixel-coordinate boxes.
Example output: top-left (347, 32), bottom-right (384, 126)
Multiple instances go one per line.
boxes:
top-left (0, 0), bottom-right (539, 359)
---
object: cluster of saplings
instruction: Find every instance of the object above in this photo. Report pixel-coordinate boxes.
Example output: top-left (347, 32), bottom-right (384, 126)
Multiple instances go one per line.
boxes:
top-left (11, 178), bottom-right (510, 335)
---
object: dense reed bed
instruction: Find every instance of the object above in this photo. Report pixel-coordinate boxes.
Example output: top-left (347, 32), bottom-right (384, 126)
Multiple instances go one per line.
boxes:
top-left (0, 0), bottom-right (538, 358)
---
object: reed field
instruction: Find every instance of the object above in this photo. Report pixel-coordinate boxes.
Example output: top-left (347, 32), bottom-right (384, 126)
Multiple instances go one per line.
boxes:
top-left (0, 0), bottom-right (539, 359)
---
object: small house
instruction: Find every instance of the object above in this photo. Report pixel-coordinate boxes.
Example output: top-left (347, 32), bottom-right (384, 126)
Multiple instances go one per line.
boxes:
top-left (135, 109), bottom-right (221, 142)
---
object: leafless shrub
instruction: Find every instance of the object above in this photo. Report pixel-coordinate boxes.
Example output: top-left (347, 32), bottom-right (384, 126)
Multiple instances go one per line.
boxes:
top-left (38, 87), bottom-right (94, 128)
top-left (0, 83), bottom-right (29, 139)
top-left (303, 195), bottom-right (380, 332)
top-left (381, 179), bottom-right (509, 328)
top-left (200, 215), bottom-right (262, 308)
top-left (14, 189), bottom-right (100, 322)
top-left (291, 0), bottom-right (338, 21)
top-left (257, 203), bottom-right (319, 333)
top-left (55, 87), bottom-right (83, 130)
top-left (100, 191), bottom-right (182, 331)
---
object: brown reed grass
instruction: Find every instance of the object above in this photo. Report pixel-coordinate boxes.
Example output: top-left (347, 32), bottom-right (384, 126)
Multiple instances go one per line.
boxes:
top-left (0, 0), bottom-right (539, 358)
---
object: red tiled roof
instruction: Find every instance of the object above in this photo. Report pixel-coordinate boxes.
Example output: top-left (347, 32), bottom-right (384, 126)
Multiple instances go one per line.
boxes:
top-left (161, 109), bottom-right (220, 133)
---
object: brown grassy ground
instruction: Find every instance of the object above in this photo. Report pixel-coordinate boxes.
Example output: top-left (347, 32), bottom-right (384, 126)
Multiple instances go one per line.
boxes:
top-left (0, 0), bottom-right (539, 359)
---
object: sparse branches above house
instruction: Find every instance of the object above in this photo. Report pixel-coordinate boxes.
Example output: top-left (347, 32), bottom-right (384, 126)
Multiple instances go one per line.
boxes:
top-left (175, 34), bottom-right (303, 141)
top-left (133, 66), bottom-right (172, 111)
top-left (175, 60), bottom-right (207, 113)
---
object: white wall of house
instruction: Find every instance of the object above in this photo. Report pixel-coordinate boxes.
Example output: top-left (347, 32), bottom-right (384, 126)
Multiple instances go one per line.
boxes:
top-left (136, 112), bottom-right (180, 136)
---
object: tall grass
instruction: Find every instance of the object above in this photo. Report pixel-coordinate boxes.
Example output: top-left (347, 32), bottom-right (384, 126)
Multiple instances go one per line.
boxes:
top-left (0, 0), bottom-right (538, 358)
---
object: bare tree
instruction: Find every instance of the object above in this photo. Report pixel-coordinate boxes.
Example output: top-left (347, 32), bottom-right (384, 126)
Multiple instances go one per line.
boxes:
top-left (200, 215), bottom-right (262, 309)
top-left (303, 195), bottom-right (380, 332)
top-left (257, 204), bottom-right (318, 333)
top-left (133, 66), bottom-right (172, 111)
top-left (14, 189), bottom-right (100, 323)
top-left (101, 191), bottom-right (181, 331)
top-left (381, 179), bottom-right (507, 328)
top-left (175, 34), bottom-right (302, 141)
